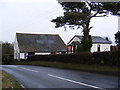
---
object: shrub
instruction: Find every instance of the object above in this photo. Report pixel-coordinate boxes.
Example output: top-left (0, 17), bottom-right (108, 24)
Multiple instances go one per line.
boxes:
top-left (77, 36), bottom-right (93, 52)
top-left (2, 54), bottom-right (13, 64)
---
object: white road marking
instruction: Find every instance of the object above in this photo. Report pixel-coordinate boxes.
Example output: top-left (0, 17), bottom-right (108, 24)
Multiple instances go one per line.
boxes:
top-left (22, 68), bottom-right (39, 72)
top-left (5, 65), bottom-right (18, 67)
top-left (20, 83), bottom-right (25, 88)
top-left (48, 74), bottom-right (106, 90)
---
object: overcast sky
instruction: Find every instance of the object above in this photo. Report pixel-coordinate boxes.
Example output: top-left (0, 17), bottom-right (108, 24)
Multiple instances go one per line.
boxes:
top-left (0, 0), bottom-right (118, 44)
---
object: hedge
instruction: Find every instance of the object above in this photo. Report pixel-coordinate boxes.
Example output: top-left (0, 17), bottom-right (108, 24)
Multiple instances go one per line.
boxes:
top-left (27, 51), bottom-right (120, 67)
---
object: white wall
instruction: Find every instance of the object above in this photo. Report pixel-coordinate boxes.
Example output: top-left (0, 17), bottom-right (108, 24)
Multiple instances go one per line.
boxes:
top-left (35, 52), bottom-right (65, 55)
top-left (20, 53), bottom-right (28, 59)
top-left (35, 52), bottom-right (50, 55)
top-left (91, 44), bottom-right (97, 52)
top-left (14, 35), bottom-right (29, 60)
top-left (20, 53), bottom-right (24, 59)
top-left (69, 37), bottom-right (111, 52)
top-left (91, 44), bottom-right (111, 52)
top-left (14, 36), bottom-right (20, 60)
top-left (100, 44), bottom-right (111, 51)
top-left (69, 37), bottom-right (81, 44)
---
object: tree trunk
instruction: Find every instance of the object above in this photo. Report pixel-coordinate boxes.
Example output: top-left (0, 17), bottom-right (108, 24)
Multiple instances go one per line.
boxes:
top-left (82, 23), bottom-right (90, 40)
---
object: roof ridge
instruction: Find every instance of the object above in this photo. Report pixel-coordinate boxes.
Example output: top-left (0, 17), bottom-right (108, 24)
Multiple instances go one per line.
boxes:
top-left (16, 33), bottom-right (59, 36)
top-left (75, 35), bottom-right (102, 37)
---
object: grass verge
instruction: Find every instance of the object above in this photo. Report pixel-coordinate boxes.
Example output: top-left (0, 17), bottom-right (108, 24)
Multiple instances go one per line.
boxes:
top-left (0, 70), bottom-right (2, 90)
top-left (1, 70), bottom-right (22, 89)
top-left (11, 61), bottom-right (120, 76)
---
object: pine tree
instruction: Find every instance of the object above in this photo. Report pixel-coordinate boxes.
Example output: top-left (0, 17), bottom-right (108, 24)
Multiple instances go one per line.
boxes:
top-left (52, 1), bottom-right (120, 52)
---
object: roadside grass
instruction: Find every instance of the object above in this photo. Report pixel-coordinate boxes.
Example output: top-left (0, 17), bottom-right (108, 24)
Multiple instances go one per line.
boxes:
top-left (11, 61), bottom-right (120, 76)
top-left (2, 70), bottom-right (22, 89)
top-left (0, 70), bottom-right (2, 90)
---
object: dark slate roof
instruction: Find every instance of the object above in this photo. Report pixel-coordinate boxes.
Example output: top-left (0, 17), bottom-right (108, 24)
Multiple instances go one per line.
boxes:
top-left (68, 35), bottom-right (111, 44)
top-left (16, 33), bottom-right (67, 52)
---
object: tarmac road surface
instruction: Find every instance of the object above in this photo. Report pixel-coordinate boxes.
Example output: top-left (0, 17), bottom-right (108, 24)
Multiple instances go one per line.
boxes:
top-left (1, 65), bottom-right (119, 89)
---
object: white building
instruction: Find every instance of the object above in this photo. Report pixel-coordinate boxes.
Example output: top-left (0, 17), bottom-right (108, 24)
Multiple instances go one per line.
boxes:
top-left (14, 33), bottom-right (67, 60)
top-left (67, 35), bottom-right (111, 53)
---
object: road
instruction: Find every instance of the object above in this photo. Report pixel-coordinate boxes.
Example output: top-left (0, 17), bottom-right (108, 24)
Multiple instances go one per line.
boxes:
top-left (1, 65), bottom-right (119, 89)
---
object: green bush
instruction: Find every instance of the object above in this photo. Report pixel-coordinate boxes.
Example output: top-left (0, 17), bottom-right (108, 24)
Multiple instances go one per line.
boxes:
top-left (77, 36), bottom-right (93, 52)
top-left (2, 54), bottom-right (13, 64)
